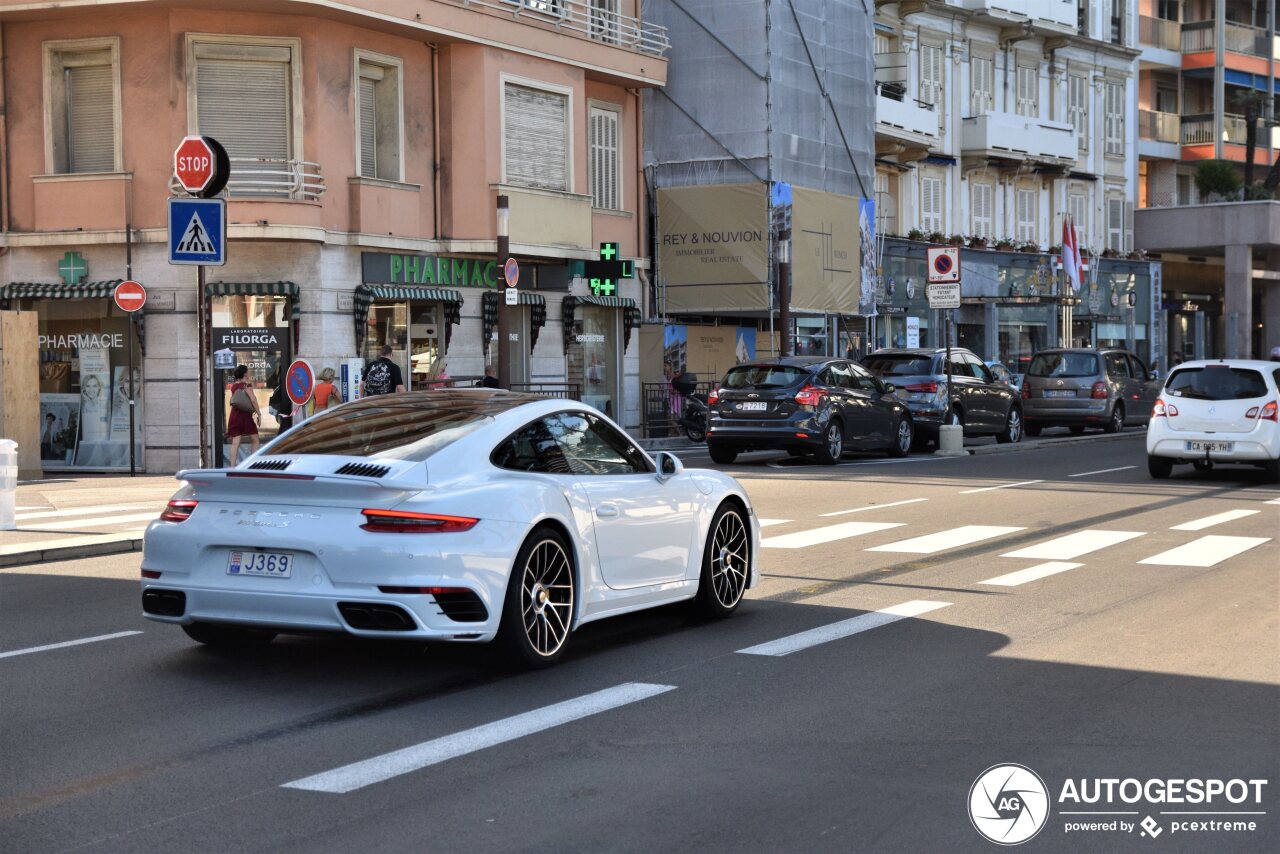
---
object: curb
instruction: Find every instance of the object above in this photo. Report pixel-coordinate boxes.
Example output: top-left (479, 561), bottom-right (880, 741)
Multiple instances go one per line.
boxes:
top-left (637, 437), bottom-right (700, 451)
top-left (966, 430), bottom-right (1143, 456)
top-left (0, 534), bottom-right (144, 569)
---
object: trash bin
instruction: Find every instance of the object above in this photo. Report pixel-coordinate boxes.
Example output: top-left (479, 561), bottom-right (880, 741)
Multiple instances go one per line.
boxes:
top-left (0, 439), bottom-right (17, 531)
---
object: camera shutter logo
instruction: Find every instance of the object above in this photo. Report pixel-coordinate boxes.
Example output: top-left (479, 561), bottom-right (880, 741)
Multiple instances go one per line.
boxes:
top-left (969, 764), bottom-right (1050, 845)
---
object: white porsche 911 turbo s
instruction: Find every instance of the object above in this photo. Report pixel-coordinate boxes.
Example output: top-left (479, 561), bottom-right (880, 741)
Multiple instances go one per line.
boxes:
top-left (141, 391), bottom-right (759, 667)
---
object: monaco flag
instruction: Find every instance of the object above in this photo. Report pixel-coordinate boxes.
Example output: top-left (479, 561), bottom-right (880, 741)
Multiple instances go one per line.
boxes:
top-left (1062, 214), bottom-right (1083, 292)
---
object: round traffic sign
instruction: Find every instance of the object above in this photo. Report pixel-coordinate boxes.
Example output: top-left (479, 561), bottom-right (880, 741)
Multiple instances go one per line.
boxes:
top-left (933, 253), bottom-right (953, 275)
top-left (173, 136), bottom-right (230, 197)
top-left (503, 257), bottom-right (520, 288)
top-left (113, 280), bottom-right (147, 313)
top-left (285, 359), bottom-right (315, 407)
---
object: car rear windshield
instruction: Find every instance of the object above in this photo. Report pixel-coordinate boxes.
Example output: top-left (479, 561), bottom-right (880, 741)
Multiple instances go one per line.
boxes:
top-left (267, 401), bottom-right (490, 460)
top-left (720, 365), bottom-right (811, 389)
top-left (1027, 352), bottom-right (1099, 378)
top-left (863, 355), bottom-right (934, 376)
top-left (1164, 367), bottom-right (1269, 401)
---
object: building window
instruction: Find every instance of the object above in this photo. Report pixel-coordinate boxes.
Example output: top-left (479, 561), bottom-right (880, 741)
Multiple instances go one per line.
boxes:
top-left (1016, 65), bottom-right (1038, 117)
top-left (43, 38), bottom-right (121, 174)
top-left (875, 170), bottom-right (899, 237)
top-left (1015, 188), bottom-right (1037, 244)
top-left (1106, 197), bottom-right (1124, 252)
top-left (355, 52), bottom-right (403, 182)
top-left (971, 56), bottom-right (994, 115)
top-left (920, 44), bottom-right (944, 112)
top-left (1069, 74), bottom-right (1089, 150)
top-left (589, 104), bottom-right (621, 210)
top-left (503, 81), bottom-right (570, 192)
top-left (921, 175), bottom-right (943, 234)
top-left (971, 182), bottom-right (993, 240)
top-left (1069, 192), bottom-right (1088, 248)
top-left (1105, 80), bottom-right (1125, 156)
top-left (187, 36), bottom-right (303, 197)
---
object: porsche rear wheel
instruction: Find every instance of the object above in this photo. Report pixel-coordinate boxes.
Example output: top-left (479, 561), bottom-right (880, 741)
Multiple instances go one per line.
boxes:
top-left (695, 503), bottom-right (750, 618)
top-left (498, 527), bottom-right (576, 668)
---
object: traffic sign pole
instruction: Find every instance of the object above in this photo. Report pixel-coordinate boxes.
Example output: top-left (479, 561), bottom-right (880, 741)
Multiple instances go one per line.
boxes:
top-left (496, 195), bottom-right (511, 390)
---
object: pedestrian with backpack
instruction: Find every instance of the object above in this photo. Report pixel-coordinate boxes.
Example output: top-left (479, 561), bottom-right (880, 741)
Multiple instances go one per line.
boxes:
top-left (362, 344), bottom-right (405, 396)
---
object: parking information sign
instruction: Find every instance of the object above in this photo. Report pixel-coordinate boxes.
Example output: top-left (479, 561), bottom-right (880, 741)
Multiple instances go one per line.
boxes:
top-left (926, 246), bottom-right (960, 283)
top-left (168, 197), bottom-right (226, 266)
top-left (926, 283), bottom-right (961, 309)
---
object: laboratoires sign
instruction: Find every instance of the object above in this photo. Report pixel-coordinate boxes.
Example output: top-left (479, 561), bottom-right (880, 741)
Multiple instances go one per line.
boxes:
top-left (361, 252), bottom-right (499, 288)
top-left (212, 327), bottom-right (286, 352)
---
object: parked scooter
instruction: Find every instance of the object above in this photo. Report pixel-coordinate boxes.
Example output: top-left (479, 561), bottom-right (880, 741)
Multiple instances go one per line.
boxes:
top-left (672, 372), bottom-right (708, 443)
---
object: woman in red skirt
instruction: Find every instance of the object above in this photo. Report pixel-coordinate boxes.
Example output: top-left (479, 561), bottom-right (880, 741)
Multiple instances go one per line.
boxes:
top-left (226, 364), bottom-right (260, 464)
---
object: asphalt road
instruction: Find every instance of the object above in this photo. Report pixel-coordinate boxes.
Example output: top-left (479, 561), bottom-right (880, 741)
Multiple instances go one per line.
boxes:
top-left (2, 436), bottom-right (1277, 853)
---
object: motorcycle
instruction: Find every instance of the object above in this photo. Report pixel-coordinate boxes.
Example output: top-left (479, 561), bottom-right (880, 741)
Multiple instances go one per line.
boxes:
top-left (672, 372), bottom-right (708, 443)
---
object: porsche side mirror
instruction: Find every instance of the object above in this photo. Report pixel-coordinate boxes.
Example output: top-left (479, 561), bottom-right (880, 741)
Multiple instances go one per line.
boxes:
top-left (655, 451), bottom-right (683, 482)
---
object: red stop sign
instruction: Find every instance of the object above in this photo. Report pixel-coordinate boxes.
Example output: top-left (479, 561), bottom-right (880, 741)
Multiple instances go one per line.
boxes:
top-left (114, 280), bottom-right (147, 313)
top-left (174, 136), bottom-right (216, 193)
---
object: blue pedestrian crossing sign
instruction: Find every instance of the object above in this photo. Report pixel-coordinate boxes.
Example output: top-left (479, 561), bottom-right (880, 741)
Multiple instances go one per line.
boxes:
top-left (168, 197), bottom-right (226, 266)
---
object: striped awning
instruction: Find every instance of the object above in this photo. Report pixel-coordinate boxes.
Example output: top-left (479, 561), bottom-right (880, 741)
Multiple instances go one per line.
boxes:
top-left (2, 280), bottom-right (123, 300)
top-left (481, 291), bottom-right (547, 353)
top-left (576, 295), bottom-right (635, 309)
top-left (205, 281), bottom-right (301, 348)
top-left (354, 284), bottom-right (465, 354)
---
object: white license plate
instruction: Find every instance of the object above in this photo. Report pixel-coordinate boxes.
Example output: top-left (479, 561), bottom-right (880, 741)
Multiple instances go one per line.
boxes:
top-left (227, 550), bottom-right (293, 578)
top-left (1044, 390), bottom-right (1075, 398)
top-left (1186, 441), bottom-right (1233, 453)
top-left (739, 402), bottom-right (768, 411)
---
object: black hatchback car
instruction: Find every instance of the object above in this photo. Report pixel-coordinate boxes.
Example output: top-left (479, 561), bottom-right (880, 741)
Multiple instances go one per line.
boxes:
top-left (705, 357), bottom-right (914, 464)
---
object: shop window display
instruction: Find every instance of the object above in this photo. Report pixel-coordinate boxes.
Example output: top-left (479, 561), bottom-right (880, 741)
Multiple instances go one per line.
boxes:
top-left (211, 294), bottom-right (291, 465)
top-left (567, 306), bottom-right (619, 417)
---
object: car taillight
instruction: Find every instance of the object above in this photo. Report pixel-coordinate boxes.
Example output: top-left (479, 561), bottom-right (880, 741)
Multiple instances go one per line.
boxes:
top-left (794, 384), bottom-right (826, 406)
top-left (1021, 383), bottom-right (1031, 400)
top-left (1090, 382), bottom-right (1107, 399)
top-left (1152, 398), bottom-right (1179, 418)
top-left (707, 388), bottom-right (720, 405)
top-left (378, 585), bottom-right (473, 595)
top-left (904, 382), bottom-right (938, 394)
top-left (1247, 400), bottom-right (1278, 421)
top-left (159, 499), bottom-right (198, 522)
top-left (141, 570), bottom-right (162, 579)
top-left (360, 509), bottom-right (479, 533)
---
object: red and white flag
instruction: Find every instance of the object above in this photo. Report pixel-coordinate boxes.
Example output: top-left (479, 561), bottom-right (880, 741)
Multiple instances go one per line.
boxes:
top-left (1062, 214), bottom-right (1083, 292)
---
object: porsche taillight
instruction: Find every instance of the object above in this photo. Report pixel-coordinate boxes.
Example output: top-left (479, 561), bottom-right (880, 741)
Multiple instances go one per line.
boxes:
top-left (360, 509), bottom-right (479, 533)
top-left (159, 499), bottom-right (198, 523)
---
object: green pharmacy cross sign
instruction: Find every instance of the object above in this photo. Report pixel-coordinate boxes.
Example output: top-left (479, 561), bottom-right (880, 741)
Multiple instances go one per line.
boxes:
top-left (59, 251), bottom-right (88, 285)
top-left (585, 242), bottom-right (633, 297)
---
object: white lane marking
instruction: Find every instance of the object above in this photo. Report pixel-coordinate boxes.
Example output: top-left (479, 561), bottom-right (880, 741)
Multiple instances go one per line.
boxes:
top-left (1171, 509), bottom-right (1261, 531)
top-left (1138, 535), bottom-right (1271, 568)
top-left (16, 505), bottom-right (49, 511)
top-left (761, 521), bottom-right (904, 550)
top-left (820, 498), bottom-right (928, 517)
top-left (737, 600), bottom-right (951, 657)
top-left (25, 512), bottom-right (159, 532)
top-left (282, 682), bottom-right (676, 793)
top-left (765, 456), bottom-right (946, 470)
top-left (1000, 530), bottom-right (1145, 561)
top-left (959, 480), bottom-right (1044, 494)
top-left (1067, 465), bottom-right (1137, 478)
top-left (0, 630), bottom-right (143, 660)
top-left (757, 519), bottom-right (791, 528)
top-left (1267, 497), bottom-right (1280, 505)
top-left (980, 561), bottom-right (1084, 587)
top-left (0, 529), bottom-right (148, 558)
top-left (866, 525), bottom-right (1024, 554)
top-left (14, 503), bottom-right (154, 522)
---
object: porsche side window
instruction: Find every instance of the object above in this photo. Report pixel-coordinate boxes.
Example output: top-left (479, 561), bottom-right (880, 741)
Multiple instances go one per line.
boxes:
top-left (492, 419), bottom-right (572, 474)
top-left (547, 412), bottom-right (651, 476)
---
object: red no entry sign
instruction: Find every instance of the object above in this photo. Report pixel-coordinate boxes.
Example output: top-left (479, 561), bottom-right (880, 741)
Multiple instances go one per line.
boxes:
top-left (285, 359), bottom-right (315, 407)
top-left (113, 280), bottom-right (147, 313)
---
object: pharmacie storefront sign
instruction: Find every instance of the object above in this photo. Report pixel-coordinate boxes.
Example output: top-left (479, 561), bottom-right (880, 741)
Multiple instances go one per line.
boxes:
top-left (362, 252), bottom-right (499, 288)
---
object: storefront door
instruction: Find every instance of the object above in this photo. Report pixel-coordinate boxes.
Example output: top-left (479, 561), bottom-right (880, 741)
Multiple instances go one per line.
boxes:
top-left (505, 306), bottom-right (531, 388)
top-left (568, 305), bottom-right (620, 418)
top-left (212, 295), bottom-right (292, 467)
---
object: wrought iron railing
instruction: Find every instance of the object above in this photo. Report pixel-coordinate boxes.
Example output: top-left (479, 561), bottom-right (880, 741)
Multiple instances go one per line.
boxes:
top-left (169, 157), bottom-right (326, 201)
top-left (452, 0), bottom-right (670, 56)
top-left (508, 382), bottom-right (582, 400)
top-left (641, 376), bottom-right (715, 439)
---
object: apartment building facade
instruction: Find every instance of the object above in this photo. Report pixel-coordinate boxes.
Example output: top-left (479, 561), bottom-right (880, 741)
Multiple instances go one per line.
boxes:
top-left (0, 0), bottom-right (667, 473)
top-left (1135, 0), bottom-right (1280, 360)
top-left (874, 1), bottom-right (1161, 374)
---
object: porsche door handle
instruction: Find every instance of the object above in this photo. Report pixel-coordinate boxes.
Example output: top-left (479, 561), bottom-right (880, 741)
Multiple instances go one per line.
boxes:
top-left (595, 503), bottom-right (620, 518)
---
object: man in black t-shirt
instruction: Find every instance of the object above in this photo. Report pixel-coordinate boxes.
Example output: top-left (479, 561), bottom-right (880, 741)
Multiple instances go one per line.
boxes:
top-left (362, 344), bottom-right (405, 395)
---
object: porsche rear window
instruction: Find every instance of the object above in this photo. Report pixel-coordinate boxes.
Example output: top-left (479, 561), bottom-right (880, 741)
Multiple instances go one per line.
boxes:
top-left (1165, 367), bottom-right (1269, 401)
top-left (1028, 352), bottom-right (1099, 378)
top-left (863, 355), bottom-right (934, 376)
top-left (721, 365), bottom-right (810, 389)
top-left (267, 403), bottom-right (489, 460)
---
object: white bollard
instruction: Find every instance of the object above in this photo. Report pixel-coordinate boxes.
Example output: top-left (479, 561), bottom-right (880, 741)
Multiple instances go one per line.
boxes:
top-left (0, 439), bottom-right (17, 531)
top-left (934, 424), bottom-right (966, 457)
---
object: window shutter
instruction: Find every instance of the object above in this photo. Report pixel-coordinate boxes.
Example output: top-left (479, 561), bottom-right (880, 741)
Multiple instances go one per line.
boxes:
top-left (1105, 81), bottom-right (1125, 156)
top-left (920, 45), bottom-right (943, 110)
top-left (589, 107), bottom-right (619, 210)
top-left (1124, 200), bottom-right (1134, 253)
top-left (922, 176), bottom-right (943, 233)
top-left (1069, 193), bottom-right (1088, 246)
top-left (971, 182), bottom-right (992, 239)
top-left (1016, 66), bottom-right (1038, 117)
top-left (505, 84), bottom-right (568, 192)
top-left (971, 58), bottom-right (993, 115)
top-left (197, 54), bottom-right (291, 193)
top-left (1069, 75), bottom-right (1088, 149)
top-left (1016, 189), bottom-right (1036, 244)
top-left (1107, 197), bottom-right (1124, 251)
top-left (359, 76), bottom-right (377, 178)
top-left (66, 64), bottom-right (114, 173)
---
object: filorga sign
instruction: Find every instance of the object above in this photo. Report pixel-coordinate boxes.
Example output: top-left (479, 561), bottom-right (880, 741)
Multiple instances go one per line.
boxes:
top-left (212, 327), bottom-right (286, 352)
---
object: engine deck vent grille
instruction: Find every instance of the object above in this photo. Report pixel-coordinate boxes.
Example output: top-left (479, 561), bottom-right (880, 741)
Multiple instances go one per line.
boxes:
top-left (335, 462), bottom-right (391, 478)
top-left (248, 459), bottom-right (293, 471)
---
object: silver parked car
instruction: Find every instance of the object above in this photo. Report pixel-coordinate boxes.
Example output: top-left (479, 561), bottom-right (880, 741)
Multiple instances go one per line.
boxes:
top-left (1022, 348), bottom-right (1161, 436)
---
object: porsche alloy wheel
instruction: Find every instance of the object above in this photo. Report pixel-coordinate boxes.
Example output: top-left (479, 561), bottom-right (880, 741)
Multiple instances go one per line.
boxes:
top-left (500, 529), bottom-right (575, 667)
top-left (697, 504), bottom-right (749, 617)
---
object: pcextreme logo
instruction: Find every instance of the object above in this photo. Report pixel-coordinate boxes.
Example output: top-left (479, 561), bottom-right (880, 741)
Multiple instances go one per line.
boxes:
top-left (969, 764), bottom-right (1051, 845)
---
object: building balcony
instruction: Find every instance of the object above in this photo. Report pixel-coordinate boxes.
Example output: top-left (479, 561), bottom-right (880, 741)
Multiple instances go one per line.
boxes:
top-left (1181, 19), bottom-right (1275, 58)
top-left (951, 0), bottom-right (1077, 35)
top-left (1139, 15), bottom-right (1180, 51)
top-left (1140, 109), bottom-right (1180, 144)
top-left (1180, 113), bottom-right (1280, 164)
top-left (961, 111), bottom-right (1076, 166)
top-left (169, 158), bottom-right (326, 201)
top-left (875, 82), bottom-right (939, 158)
top-left (487, 0), bottom-right (669, 56)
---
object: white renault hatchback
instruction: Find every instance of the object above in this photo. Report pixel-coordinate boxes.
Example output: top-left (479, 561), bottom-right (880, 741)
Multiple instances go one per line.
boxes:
top-left (1147, 360), bottom-right (1280, 481)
